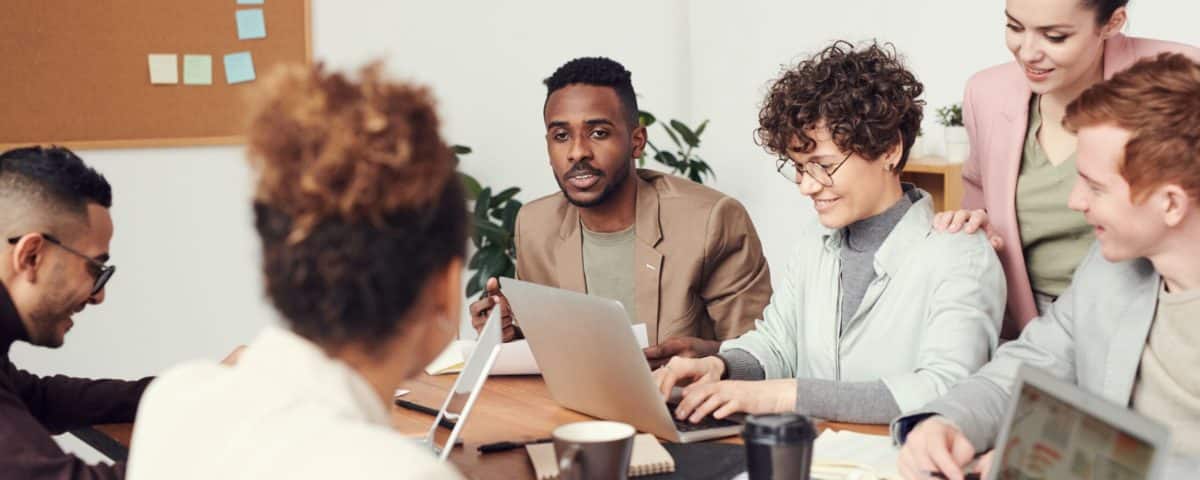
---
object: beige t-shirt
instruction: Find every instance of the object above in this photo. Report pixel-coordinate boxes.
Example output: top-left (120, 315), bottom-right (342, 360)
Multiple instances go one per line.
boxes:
top-left (581, 224), bottom-right (637, 322)
top-left (1016, 95), bottom-right (1095, 296)
top-left (1131, 283), bottom-right (1200, 456)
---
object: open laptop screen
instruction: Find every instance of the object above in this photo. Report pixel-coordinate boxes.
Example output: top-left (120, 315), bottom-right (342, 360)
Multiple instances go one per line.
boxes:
top-left (995, 372), bottom-right (1160, 480)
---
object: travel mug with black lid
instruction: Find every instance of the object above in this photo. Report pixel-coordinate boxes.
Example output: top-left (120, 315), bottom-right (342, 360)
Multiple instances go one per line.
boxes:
top-left (742, 413), bottom-right (817, 479)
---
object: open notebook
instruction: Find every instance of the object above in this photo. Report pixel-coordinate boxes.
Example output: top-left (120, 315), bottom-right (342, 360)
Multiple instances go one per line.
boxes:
top-left (808, 430), bottom-right (901, 480)
top-left (527, 433), bottom-right (675, 479)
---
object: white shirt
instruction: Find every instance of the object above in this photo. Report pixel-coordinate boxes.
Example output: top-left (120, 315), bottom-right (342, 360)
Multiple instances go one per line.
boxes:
top-left (127, 325), bottom-right (461, 480)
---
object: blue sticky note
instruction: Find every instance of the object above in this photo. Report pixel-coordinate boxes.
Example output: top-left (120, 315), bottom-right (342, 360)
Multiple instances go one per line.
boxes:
top-left (224, 52), bottom-right (256, 84)
top-left (236, 9), bottom-right (266, 40)
top-left (237, 0), bottom-right (264, 4)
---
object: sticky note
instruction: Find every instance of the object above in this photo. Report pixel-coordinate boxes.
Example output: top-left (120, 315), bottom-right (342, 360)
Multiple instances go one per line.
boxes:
top-left (182, 55), bottom-right (212, 85)
top-left (236, 9), bottom-right (266, 40)
top-left (223, 52), bottom-right (256, 84)
top-left (237, 0), bottom-right (263, 4)
top-left (147, 54), bottom-right (178, 84)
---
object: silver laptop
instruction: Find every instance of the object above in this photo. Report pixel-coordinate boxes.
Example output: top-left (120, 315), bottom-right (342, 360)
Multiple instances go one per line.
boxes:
top-left (500, 277), bottom-right (743, 443)
top-left (988, 365), bottom-right (1171, 480)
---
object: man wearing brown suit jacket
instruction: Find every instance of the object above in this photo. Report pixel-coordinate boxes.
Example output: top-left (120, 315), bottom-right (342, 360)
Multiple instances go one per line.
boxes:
top-left (471, 57), bottom-right (772, 367)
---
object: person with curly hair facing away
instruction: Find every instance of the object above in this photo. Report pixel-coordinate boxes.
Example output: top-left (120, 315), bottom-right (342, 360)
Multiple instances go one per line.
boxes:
top-left (125, 63), bottom-right (466, 479)
top-left (652, 41), bottom-right (1006, 425)
top-left (469, 57), bottom-right (772, 369)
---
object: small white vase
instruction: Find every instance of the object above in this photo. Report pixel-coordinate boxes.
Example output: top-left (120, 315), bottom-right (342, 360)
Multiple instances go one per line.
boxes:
top-left (944, 126), bottom-right (969, 163)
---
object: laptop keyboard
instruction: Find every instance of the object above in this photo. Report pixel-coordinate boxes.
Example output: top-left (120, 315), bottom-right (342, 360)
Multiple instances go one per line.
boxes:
top-left (666, 402), bottom-right (742, 432)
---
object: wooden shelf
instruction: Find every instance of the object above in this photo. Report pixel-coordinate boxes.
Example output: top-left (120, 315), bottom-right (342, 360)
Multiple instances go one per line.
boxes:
top-left (901, 156), bottom-right (964, 211)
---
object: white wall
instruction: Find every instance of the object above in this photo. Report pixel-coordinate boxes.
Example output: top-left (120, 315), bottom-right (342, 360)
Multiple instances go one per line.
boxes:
top-left (11, 0), bottom-right (1200, 381)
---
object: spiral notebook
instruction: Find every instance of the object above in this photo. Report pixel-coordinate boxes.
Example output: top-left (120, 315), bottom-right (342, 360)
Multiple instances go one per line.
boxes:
top-left (527, 433), bottom-right (675, 479)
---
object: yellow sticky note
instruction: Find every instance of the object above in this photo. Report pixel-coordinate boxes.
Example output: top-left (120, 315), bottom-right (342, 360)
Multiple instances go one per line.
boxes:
top-left (182, 55), bottom-right (212, 85)
top-left (148, 54), bottom-right (178, 84)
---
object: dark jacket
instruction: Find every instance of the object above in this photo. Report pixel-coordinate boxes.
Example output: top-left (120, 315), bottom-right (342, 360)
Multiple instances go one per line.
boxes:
top-left (0, 283), bottom-right (151, 479)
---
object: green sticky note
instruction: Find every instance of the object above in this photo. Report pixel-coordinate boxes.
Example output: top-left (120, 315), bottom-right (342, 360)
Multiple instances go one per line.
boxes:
top-left (147, 54), bottom-right (178, 84)
top-left (236, 9), bottom-right (266, 40)
top-left (182, 55), bottom-right (212, 85)
top-left (224, 52), bottom-right (256, 84)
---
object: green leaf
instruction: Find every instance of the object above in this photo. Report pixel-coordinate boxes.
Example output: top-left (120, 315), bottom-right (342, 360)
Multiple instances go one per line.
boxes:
top-left (459, 173), bottom-right (482, 201)
top-left (655, 151), bottom-right (680, 168)
top-left (475, 187), bottom-right (492, 222)
top-left (661, 124), bottom-right (682, 149)
top-left (452, 145), bottom-right (473, 155)
top-left (489, 187), bottom-right (520, 208)
top-left (694, 119), bottom-right (709, 137)
top-left (638, 110), bottom-right (656, 127)
top-left (501, 200), bottom-right (521, 232)
top-left (473, 218), bottom-right (511, 246)
top-left (671, 120), bottom-right (700, 148)
top-left (465, 268), bottom-right (483, 297)
top-left (688, 169), bottom-right (702, 183)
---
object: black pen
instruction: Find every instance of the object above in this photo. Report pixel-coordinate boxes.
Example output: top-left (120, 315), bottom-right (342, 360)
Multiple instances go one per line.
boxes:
top-left (477, 437), bottom-right (554, 454)
top-left (394, 398), bottom-right (457, 431)
top-left (929, 472), bottom-right (981, 480)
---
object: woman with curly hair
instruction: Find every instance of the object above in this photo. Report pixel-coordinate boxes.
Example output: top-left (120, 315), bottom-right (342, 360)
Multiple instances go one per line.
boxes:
top-left (126, 63), bottom-right (466, 479)
top-left (935, 0), bottom-right (1199, 338)
top-left (653, 41), bottom-right (1006, 425)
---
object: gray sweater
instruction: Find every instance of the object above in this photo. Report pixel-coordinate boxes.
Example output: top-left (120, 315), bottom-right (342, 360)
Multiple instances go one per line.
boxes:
top-left (721, 189), bottom-right (915, 423)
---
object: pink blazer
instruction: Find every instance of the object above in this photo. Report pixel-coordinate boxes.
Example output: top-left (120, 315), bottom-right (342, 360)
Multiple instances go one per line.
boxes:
top-left (961, 34), bottom-right (1200, 338)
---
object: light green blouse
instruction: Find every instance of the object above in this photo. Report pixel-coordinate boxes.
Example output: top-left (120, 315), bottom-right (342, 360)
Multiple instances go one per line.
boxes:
top-left (1016, 95), bottom-right (1095, 297)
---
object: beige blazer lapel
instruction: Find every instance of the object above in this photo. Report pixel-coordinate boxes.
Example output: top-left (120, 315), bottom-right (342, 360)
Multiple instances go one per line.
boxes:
top-left (633, 176), bottom-right (664, 344)
top-left (554, 204), bottom-right (586, 293)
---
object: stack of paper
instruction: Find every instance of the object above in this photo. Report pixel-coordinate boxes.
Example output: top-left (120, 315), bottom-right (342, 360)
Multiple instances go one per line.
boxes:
top-left (424, 323), bottom-right (649, 376)
top-left (811, 430), bottom-right (901, 480)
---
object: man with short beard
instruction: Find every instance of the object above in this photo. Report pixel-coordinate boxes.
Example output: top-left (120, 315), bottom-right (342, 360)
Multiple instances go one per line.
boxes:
top-left (0, 146), bottom-right (147, 479)
top-left (470, 57), bottom-right (772, 367)
top-left (0, 146), bottom-right (240, 479)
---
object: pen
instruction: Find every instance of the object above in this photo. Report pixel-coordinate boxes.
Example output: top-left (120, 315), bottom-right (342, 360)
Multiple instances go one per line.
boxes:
top-left (928, 472), bottom-right (981, 480)
top-left (394, 398), bottom-right (457, 431)
top-left (477, 437), bottom-right (554, 454)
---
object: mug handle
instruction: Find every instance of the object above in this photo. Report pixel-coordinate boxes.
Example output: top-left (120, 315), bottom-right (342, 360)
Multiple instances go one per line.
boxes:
top-left (557, 443), bottom-right (582, 479)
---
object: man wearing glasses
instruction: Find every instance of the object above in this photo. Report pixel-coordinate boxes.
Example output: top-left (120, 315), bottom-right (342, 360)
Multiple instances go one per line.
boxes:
top-left (3, 146), bottom-right (145, 479)
top-left (653, 41), bottom-right (1006, 425)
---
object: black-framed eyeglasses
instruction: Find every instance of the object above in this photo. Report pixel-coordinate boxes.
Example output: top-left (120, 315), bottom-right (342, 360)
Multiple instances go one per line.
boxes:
top-left (6, 233), bottom-right (115, 296)
top-left (776, 152), bottom-right (853, 187)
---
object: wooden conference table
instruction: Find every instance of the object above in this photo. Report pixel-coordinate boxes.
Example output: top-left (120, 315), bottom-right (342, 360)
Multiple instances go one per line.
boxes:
top-left (390, 373), bottom-right (889, 479)
top-left (98, 374), bottom-right (888, 479)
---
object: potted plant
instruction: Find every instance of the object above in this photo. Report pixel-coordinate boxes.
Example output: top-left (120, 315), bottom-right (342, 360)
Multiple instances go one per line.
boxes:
top-left (937, 104), bottom-right (968, 163)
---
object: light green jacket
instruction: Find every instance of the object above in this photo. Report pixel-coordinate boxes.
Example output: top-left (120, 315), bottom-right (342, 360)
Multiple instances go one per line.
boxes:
top-left (720, 189), bottom-right (1006, 412)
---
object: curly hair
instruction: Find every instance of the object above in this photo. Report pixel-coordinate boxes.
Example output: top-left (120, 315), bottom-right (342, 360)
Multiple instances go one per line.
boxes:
top-left (247, 62), bottom-right (467, 352)
top-left (756, 41), bottom-right (925, 171)
top-left (544, 57), bottom-right (639, 126)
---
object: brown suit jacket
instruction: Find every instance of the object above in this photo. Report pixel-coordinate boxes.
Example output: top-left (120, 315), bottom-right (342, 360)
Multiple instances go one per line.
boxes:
top-left (514, 169), bottom-right (771, 344)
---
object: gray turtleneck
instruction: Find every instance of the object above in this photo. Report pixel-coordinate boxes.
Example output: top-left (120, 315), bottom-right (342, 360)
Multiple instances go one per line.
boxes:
top-left (719, 189), bottom-right (916, 423)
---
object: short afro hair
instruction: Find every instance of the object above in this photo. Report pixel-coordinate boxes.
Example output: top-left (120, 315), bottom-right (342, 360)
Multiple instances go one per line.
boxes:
top-left (756, 41), bottom-right (925, 171)
top-left (543, 56), bottom-right (639, 127)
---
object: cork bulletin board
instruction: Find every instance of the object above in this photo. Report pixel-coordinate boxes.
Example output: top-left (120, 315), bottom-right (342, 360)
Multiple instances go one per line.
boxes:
top-left (0, 0), bottom-right (312, 150)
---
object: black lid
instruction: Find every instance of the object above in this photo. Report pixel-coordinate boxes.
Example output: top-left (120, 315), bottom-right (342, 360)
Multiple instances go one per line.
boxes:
top-left (742, 413), bottom-right (817, 444)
